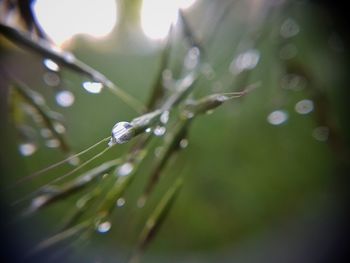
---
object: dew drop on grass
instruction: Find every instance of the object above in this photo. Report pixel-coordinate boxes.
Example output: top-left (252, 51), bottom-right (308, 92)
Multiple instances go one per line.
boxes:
top-left (96, 221), bottom-right (111, 234)
top-left (117, 162), bottom-right (134, 176)
top-left (160, 111), bottom-right (169, 124)
top-left (179, 138), bottom-right (189, 149)
top-left (53, 122), bottom-right (66, 134)
top-left (184, 46), bottom-right (200, 70)
top-left (43, 58), bottom-right (60, 72)
top-left (116, 198), bottom-right (126, 207)
top-left (267, 110), bottom-right (288, 125)
top-left (109, 122), bottom-right (134, 146)
top-left (295, 99), bottom-right (314, 115)
top-left (45, 139), bottom-right (60, 148)
top-left (31, 195), bottom-right (49, 209)
top-left (68, 156), bottom-right (80, 166)
top-left (19, 142), bottom-right (37, 156)
top-left (82, 81), bottom-right (103, 94)
top-left (56, 90), bottom-right (75, 107)
top-left (153, 126), bottom-right (166, 136)
top-left (230, 49), bottom-right (260, 75)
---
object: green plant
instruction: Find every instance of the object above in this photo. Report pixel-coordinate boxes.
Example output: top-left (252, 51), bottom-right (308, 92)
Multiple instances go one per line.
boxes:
top-left (1, 1), bottom-right (349, 263)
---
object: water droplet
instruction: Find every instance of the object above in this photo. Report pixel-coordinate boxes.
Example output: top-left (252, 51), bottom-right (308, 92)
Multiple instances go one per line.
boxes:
top-left (230, 49), bottom-right (260, 74)
top-left (40, 128), bottom-right (53, 138)
top-left (82, 81), bottom-right (103, 94)
top-left (279, 43), bottom-right (298, 60)
top-left (55, 90), bottom-right (75, 107)
top-left (160, 111), bottom-right (169, 124)
top-left (280, 18), bottom-right (299, 38)
top-left (43, 58), bottom-right (60, 72)
top-left (43, 72), bottom-right (60, 87)
top-left (117, 162), bottom-right (134, 177)
top-left (184, 46), bottom-right (200, 70)
top-left (96, 221), bottom-right (111, 234)
top-left (179, 138), bottom-right (189, 149)
top-left (109, 122), bottom-right (134, 146)
top-left (153, 126), bottom-right (166, 136)
top-left (31, 195), bottom-right (49, 209)
top-left (45, 139), bottom-right (60, 148)
top-left (145, 127), bottom-right (152, 133)
top-left (185, 111), bottom-right (195, 119)
top-left (63, 52), bottom-right (75, 62)
top-left (281, 74), bottom-right (306, 91)
top-left (19, 143), bottom-right (37, 156)
top-left (312, 126), bottom-right (329, 142)
top-left (116, 198), bottom-right (125, 207)
top-left (178, 73), bottom-right (195, 90)
top-left (53, 122), bottom-right (66, 134)
top-left (68, 155), bottom-right (80, 166)
top-left (295, 99), bottom-right (314, 115)
top-left (267, 110), bottom-right (288, 125)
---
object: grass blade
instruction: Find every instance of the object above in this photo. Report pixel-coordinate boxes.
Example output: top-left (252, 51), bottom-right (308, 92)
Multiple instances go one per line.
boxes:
top-left (129, 178), bottom-right (183, 263)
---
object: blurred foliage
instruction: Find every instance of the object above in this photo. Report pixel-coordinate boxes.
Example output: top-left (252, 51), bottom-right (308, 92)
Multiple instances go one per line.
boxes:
top-left (0, 0), bottom-right (349, 263)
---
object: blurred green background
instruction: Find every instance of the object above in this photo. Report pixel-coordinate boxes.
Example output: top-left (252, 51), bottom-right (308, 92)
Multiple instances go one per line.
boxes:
top-left (1, 0), bottom-right (349, 262)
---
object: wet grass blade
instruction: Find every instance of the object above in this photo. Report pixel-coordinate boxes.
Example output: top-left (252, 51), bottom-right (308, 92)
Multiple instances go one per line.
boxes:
top-left (26, 159), bottom-right (121, 214)
top-left (129, 178), bottom-right (183, 263)
top-left (0, 23), bottom-right (144, 113)
top-left (12, 80), bottom-right (70, 152)
top-left (96, 150), bottom-right (148, 223)
top-left (10, 136), bottom-right (111, 188)
top-left (140, 119), bottom-right (190, 205)
top-left (146, 27), bottom-right (173, 110)
top-left (27, 220), bottom-right (91, 257)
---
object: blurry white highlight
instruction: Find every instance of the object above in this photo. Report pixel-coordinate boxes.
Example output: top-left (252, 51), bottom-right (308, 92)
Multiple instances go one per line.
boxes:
top-left (55, 90), bottom-right (75, 107)
top-left (267, 110), bottom-right (288, 126)
top-left (82, 81), bottom-right (103, 94)
top-left (33, 0), bottom-right (118, 46)
top-left (141, 0), bottom-right (196, 40)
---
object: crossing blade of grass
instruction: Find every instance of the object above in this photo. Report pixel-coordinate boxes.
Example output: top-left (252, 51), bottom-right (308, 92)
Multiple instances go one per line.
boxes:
top-left (140, 119), bottom-right (190, 205)
top-left (129, 178), bottom-right (183, 263)
top-left (25, 159), bottom-right (120, 214)
top-left (12, 147), bottom-right (112, 208)
top-left (27, 220), bottom-right (91, 258)
top-left (95, 150), bottom-right (148, 223)
top-left (146, 26), bottom-right (173, 110)
top-left (12, 80), bottom-right (70, 152)
top-left (8, 136), bottom-right (111, 189)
